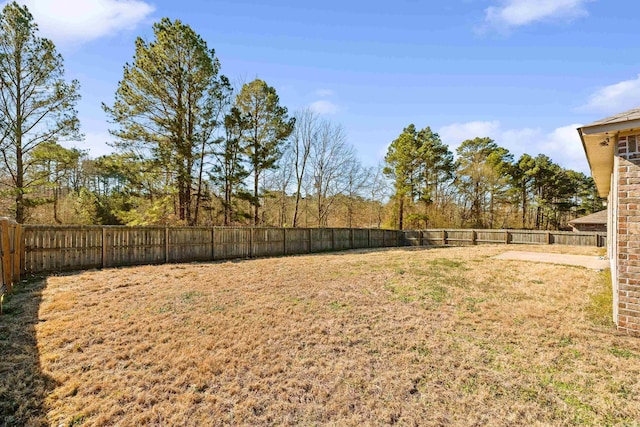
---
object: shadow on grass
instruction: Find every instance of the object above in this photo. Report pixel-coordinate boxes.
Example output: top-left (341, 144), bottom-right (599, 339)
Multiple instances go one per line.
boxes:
top-left (0, 277), bottom-right (58, 426)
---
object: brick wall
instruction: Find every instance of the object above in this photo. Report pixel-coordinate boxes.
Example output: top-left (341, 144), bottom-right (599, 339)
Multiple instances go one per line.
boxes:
top-left (616, 136), bottom-right (640, 334)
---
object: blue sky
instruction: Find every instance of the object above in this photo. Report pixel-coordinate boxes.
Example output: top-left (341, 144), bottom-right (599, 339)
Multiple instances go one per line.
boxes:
top-left (7, 0), bottom-right (640, 174)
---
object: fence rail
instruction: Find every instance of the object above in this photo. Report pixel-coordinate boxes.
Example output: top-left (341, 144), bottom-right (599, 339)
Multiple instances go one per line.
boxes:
top-left (15, 226), bottom-right (606, 275)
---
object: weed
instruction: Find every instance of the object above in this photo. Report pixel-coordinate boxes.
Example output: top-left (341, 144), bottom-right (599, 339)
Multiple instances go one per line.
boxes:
top-left (558, 336), bottom-right (574, 347)
top-left (609, 346), bottom-right (638, 359)
top-left (67, 414), bottom-right (86, 426)
top-left (464, 297), bottom-right (486, 312)
top-left (328, 301), bottom-right (350, 310)
top-left (181, 291), bottom-right (205, 303)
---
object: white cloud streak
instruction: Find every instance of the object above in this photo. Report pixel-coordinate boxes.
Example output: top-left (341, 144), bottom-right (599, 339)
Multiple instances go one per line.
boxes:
top-left (438, 120), bottom-right (588, 172)
top-left (484, 0), bottom-right (590, 30)
top-left (2, 0), bottom-right (155, 45)
top-left (582, 74), bottom-right (640, 114)
top-left (309, 100), bottom-right (340, 115)
top-left (315, 89), bottom-right (335, 98)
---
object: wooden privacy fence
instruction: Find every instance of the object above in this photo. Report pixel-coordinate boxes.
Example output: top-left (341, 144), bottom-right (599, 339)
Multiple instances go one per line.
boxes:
top-left (19, 225), bottom-right (607, 275)
top-left (21, 226), bottom-right (401, 274)
top-left (403, 229), bottom-right (607, 248)
top-left (0, 218), bottom-right (22, 294)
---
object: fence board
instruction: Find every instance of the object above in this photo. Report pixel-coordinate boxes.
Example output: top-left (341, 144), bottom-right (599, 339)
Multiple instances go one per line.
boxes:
top-left (509, 230), bottom-right (547, 245)
top-left (169, 227), bottom-right (212, 262)
top-left (476, 230), bottom-right (508, 244)
top-left (105, 227), bottom-right (165, 267)
top-left (445, 229), bottom-right (473, 246)
top-left (403, 230), bottom-right (421, 246)
top-left (214, 227), bottom-right (250, 260)
top-left (333, 229), bottom-right (352, 251)
top-left (310, 229), bottom-right (333, 252)
top-left (285, 228), bottom-right (310, 255)
top-left (253, 228), bottom-right (285, 258)
top-left (370, 229), bottom-right (382, 247)
top-left (352, 229), bottom-right (370, 249)
top-left (23, 226), bottom-right (102, 273)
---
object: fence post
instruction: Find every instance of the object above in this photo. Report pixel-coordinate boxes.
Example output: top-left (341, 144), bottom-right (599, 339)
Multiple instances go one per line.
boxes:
top-left (442, 230), bottom-right (446, 245)
top-left (308, 228), bottom-right (312, 253)
top-left (368, 229), bottom-right (371, 248)
top-left (471, 230), bottom-right (477, 245)
top-left (12, 224), bottom-right (21, 284)
top-left (331, 228), bottom-right (335, 251)
top-left (349, 228), bottom-right (354, 249)
top-left (546, 232), bottom-right (551, 245)
top-left (419, 230), bottom-right (423, 246)
top-left (505, 230), bottom-right (509, 244)
top-left (2, 219), bottom-right (12, 293)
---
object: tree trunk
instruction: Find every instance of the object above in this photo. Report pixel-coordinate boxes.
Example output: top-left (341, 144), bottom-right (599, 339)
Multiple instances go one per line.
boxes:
top-left (53, 187), bottom-right (61, 224)
top-left (521, 186), bottom-right (527, 228)
top-left (253, 168), bottom-right (259, 226)
top-left (398, 196), bottom-right (404, 230)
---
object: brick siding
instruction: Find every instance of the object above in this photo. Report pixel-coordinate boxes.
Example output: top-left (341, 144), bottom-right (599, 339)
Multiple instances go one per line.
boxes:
top-left (617, 136), bottom-right (640, 334)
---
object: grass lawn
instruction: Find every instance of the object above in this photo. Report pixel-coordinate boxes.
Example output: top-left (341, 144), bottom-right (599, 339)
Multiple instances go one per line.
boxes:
top-left (2, 244), bottom-right (640, 426)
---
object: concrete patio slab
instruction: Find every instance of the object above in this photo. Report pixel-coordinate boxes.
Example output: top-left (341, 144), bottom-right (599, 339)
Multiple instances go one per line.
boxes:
top-left (493, 251), bottom-right (609, 270)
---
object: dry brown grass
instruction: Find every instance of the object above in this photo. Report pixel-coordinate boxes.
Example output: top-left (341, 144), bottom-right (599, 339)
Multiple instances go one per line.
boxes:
top-left (2, 245), bottom-right (640, 426)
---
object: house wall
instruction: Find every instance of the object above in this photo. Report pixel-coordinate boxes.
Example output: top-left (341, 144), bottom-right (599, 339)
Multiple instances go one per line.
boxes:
top-left (570, 223), bottom-right (606, 232)
top-left (615, 135), bottom-right (640, 334)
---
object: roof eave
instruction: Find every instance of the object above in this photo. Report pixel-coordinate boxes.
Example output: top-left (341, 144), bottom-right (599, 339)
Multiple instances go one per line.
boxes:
top-left (577, 126), bottom-right (616, 198)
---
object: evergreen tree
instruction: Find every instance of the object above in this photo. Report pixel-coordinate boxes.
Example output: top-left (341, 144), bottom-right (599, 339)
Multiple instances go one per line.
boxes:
top-left (233, 79), bottom-right (294, 226)
top-left (104, 18), bottom-right (231, 225)
top-left (0, 2), bottom-right (81, 222)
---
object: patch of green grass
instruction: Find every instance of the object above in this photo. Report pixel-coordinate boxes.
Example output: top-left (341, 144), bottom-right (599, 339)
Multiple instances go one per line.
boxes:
top-left (181, 291), bottom-right (205, 303)
top-left (464, 297), bottom-right (486, 312)
top-left (426, 284), bottom-right (447, 303)
top-left (385, 279), bottom-right (448, 305)
top-left (67, 414), bottom-right (86, 426)
top-left (586, 270), bottom-right (614, 327)
top-left (560, 394), bottom-right (595, 424)
top-left (328, 301), bottom-right (350, 310)
top-left (558, 336), bottom-right (574, 347)
top-left (410, 343), bottom-right (431, 357)
top-left (609, 346), bottom-right (638, 359)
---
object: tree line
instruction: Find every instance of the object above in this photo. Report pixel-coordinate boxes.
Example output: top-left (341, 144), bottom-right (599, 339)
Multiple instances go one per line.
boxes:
top-left (0, 2), bottom-right (602, 229)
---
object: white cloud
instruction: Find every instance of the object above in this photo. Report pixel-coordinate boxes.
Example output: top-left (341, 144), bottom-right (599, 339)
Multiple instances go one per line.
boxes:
top-left (438, 120), bottom-right (589, 172)
top-left (582, 74), bottom-right (640, 114)
top-left (315, 89), bottom-right (335, 98)
top-left (438, 120), bottom-right (501, 152)
top-left (309, 100), bottom-right (340, 115)
top-left (484, 0), bottom-right (590, 29)
top-left (537, 123), bottom-right (586, 171)
top-left (2, 0), bottom-right (155, 45)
